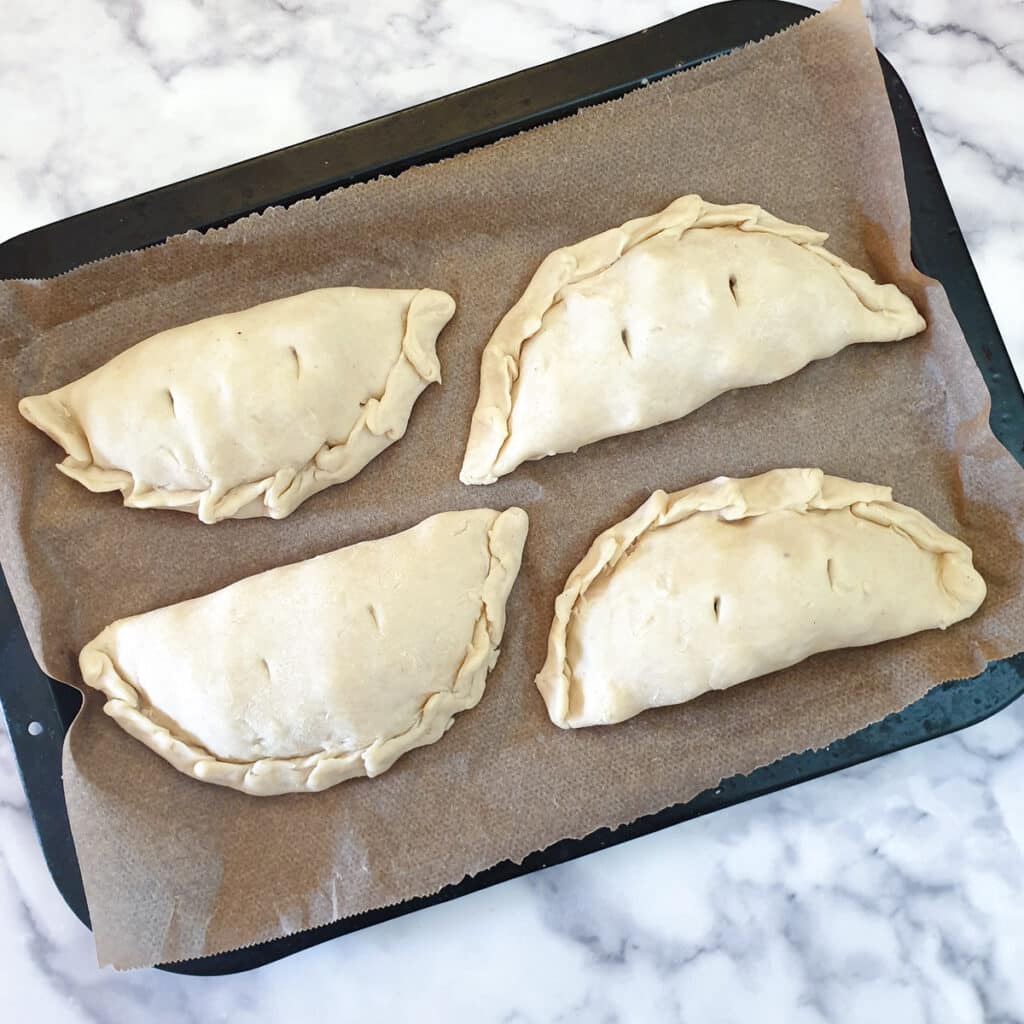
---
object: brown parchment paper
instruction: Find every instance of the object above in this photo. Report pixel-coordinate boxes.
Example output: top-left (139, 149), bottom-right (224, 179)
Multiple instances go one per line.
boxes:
top-left (0, 0), bottom-right (1022, 969)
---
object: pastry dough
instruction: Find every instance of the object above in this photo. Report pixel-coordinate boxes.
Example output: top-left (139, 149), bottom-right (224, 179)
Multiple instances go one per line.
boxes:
top-left (79, 507), bottom-right (528, 794)
top-left (461, 196), bottom-right (926, 484)
top-left (536, 469), bottom-right (985, 729)
top-left (20, 287), bottom-right (456, 523)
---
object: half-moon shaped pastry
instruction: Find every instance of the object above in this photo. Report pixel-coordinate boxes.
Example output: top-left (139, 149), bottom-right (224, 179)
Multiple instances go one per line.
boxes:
top-left (536, 469), bottom-right (985, 729)
top-left (461, 196), bottom-right (925, 484)
top-left (20, 287), bottom-right (456, 523)
top-left (80, 506), bottom-right (528, 794)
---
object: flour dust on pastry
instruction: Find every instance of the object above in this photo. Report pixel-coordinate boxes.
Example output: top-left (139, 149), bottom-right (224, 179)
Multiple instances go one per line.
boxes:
top-left (460, 196), bottom-right (926, 484)
top-left (536, 469), bottom-right (985, 729)
top-left (80, 507), bottom-right (529, 794)
top-left (20, 287), bottom-right (456, 523)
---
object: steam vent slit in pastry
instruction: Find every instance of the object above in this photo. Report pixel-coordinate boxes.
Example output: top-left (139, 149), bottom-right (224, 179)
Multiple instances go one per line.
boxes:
top-left (536, 469), bottom-right (985, 729)
top-left (79, 507), bottom-right (529, 795)
top-left (460, 196), bottom-right (926, 484)
top-left (19, 287), bottom-right (457, 522)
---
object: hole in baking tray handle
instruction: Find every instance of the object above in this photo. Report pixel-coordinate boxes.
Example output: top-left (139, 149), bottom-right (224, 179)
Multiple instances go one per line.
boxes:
top-left (27, 721), bottom-right (43, 737)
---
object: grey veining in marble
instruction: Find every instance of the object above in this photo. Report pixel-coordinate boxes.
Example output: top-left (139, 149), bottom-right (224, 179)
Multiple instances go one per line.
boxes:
top-left (1, 1), bottom-right (1022, 1020)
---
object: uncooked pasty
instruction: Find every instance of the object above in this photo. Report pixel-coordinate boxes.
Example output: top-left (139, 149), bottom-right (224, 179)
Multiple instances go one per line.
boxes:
top-left (80, 507), bottom-right (528, 794)
top-left (536, 469), bottom-right (985, 728)
top-left (461, 196), bottom-right (925, 484)
top-left (20, 287), bottom-right (456, 522)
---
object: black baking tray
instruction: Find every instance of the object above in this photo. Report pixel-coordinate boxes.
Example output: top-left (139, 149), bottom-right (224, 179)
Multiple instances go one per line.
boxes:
top-left (1, 0), bottom-right (1022, 976)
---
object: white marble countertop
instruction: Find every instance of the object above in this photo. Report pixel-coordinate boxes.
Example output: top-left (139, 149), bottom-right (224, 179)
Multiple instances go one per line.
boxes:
top-left (2, 0), bottom-right (1023, 1018)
